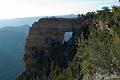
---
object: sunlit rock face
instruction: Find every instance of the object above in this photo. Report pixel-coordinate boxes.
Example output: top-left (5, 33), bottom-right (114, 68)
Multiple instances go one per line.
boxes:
top-left (21, 18), bottom-right (80, 79)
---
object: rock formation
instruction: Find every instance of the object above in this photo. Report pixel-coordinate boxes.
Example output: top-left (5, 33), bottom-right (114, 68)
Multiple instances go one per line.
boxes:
top-left (18, 18), bottom-right (81, 80)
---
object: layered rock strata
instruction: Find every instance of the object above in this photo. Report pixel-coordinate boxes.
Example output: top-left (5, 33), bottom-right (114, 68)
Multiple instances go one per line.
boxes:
top-left (18, 18), bottom-right (81, 80)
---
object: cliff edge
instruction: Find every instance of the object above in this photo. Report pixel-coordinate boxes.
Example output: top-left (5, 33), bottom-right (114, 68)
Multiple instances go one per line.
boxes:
top-left (18, 18), bottom-right (80, 80)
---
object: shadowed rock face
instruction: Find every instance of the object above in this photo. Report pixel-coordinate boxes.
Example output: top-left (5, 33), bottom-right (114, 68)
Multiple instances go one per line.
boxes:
top-left (19, 18), bottom-right (80, 79)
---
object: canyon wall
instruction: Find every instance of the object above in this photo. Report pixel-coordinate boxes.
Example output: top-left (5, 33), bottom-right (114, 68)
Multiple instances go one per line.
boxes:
top-left (18, 18), bottom-right (81, 79)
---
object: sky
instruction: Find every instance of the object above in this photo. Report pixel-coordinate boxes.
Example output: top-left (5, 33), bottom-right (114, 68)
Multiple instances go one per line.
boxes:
top-left (0, 0), bottom-right (119, 19)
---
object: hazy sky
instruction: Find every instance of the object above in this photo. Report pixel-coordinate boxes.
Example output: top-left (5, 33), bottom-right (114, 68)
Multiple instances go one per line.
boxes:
top-left (0, 0), bottom-right (119, 19)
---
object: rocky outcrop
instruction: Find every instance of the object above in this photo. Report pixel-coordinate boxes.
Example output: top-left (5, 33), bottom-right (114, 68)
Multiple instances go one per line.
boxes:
top-left (18, 18), bottom-right (81, 80)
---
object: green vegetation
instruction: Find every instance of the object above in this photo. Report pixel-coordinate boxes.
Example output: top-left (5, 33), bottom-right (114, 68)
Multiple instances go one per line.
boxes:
top-left (48, 6), bottom-right (120, 80)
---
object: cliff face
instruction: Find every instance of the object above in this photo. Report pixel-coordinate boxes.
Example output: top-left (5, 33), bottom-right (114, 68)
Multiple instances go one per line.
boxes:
top-left (18, 18), bottom-right (80, 80)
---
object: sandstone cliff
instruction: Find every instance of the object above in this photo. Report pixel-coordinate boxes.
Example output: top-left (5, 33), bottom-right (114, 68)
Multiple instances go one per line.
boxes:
top-left (18, 18), bottom-right (81, 80)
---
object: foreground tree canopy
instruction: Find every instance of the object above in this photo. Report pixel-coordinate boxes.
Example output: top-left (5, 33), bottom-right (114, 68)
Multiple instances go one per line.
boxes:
top-left (51, 6), bottom-right (120, 80)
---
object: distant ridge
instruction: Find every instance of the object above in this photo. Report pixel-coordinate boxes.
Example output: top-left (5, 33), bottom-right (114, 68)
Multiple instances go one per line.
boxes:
top-left (0, 25), bottom-right (30, 80)
top-left (0, 14), bottom-right (77, 28)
